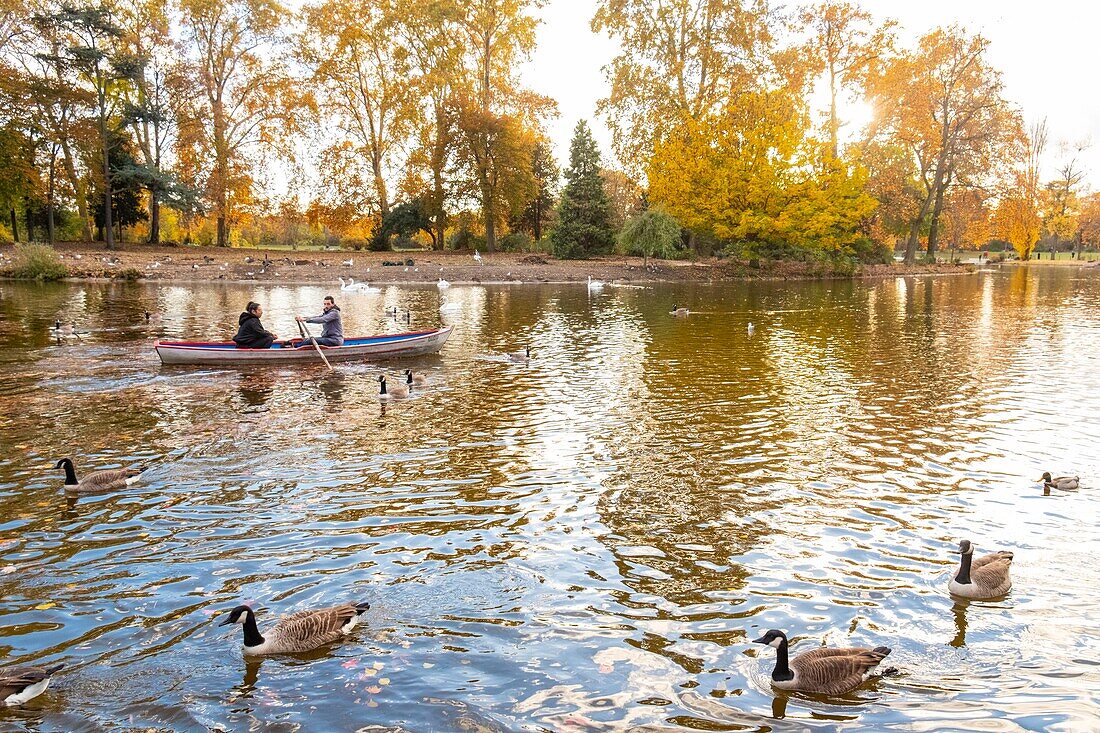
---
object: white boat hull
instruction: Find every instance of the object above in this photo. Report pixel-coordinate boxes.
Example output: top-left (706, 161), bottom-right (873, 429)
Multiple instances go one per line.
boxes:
top-left (155, 327), bottom-right (452, 365)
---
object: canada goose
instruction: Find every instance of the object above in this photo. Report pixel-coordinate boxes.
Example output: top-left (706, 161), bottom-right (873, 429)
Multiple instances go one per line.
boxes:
top-left (948, 539), bottom-right (1013, 599)
top-left (507, 346), bottom-right (530, 362)
top-left (1039, 472), bottom-right (1079, 490)
top-left (219, 602), bottom-right (370, 656)
top-left (588, 276), bottom-right (605, 290)
top-left (1, 663), bottom-right (64, 706)
top-left (378, 374), bottom-right (408, 399)
top-left (437, 277), bottom-right (450, 289)
top-left (670, 305), bottom-right (689, 317)
top-left (753, 630), bottom-right (893, 695)
top-left (55, 458), bottom-right (143, 493)
top-left (405, 369), bottom-right (428, 387)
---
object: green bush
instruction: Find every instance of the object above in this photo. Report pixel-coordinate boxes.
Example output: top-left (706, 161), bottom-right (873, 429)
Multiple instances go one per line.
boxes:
top-left (500, 232), bottom-right (533, 252)
top-left (114, 267), bottom-right (143, 281)
top-left (618, 209), bottom-right (681, 261)
top-left (8, 243), bottom-right (68, 281)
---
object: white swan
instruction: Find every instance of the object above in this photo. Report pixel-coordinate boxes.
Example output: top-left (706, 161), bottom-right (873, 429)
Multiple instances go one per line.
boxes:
top-left (438, 277), bottom-right (450, 289)
top-left (588, 275), bottom-right (605, 290)
top-left (439, 300), bottom-right (461, 313)
top-left (338, 277), bottom-right (380, 294)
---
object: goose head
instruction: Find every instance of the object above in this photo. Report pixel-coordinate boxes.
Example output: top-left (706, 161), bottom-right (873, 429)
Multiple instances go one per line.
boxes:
top-left (219, 604), bottom-right (254, 626)
top-left (54, 458), bottom-right (73, 471)
top-left (752, 629), bottom-right (788, 648)
top-left (954, 539), bottom-right (974, 555)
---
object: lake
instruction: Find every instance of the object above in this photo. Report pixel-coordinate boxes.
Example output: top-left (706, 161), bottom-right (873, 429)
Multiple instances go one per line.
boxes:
top-left (0, 267), bottom-right (1098, 731)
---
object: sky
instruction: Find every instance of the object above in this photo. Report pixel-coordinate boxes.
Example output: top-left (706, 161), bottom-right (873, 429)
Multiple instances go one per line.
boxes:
top-left (524, 0), bottom-right (1100, 187)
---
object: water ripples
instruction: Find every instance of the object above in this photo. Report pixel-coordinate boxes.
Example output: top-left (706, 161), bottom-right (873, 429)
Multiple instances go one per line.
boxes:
top-left (0, 270), bottom-right (1099, 730)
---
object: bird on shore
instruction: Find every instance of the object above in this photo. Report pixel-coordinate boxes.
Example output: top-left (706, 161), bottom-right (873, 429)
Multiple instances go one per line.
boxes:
top-left (55, 458), bottom-right (143, 494)
top-left (1039, 472), bottom-right (1079, 490)
top-left (218, 602), bottom-right (370, 656)
top-left (405, 369), bottom-right (428, 387)
top-left (507, 345), bottom-right (531, 362)
top-left (342, 258), bottom-right (353, 267)
top-left (474, 250), bottom-right (482, 264)
top-left (378, 374), bottom-right (408, 399)
top-left (1, 663), bottom-right (64, 706)
top-left (948, 539), bottom-right (1013, 599)
top-left (670, 305), bottom-right (689, 317)
top-left (753, 630), bottom-right (894, 695)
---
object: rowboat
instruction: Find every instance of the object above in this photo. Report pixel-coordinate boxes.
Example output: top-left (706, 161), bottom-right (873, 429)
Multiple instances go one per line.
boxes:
top-left (154, 326), bottom-right (453, 365)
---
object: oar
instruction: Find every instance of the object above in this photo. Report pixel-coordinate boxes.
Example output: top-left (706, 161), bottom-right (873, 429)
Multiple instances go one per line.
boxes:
top-left (297, 319), bottom-right (333, 371)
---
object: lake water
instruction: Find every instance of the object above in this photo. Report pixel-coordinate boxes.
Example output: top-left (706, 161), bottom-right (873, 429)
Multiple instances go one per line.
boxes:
top-left (0, 268), bottom-right (1098, 732)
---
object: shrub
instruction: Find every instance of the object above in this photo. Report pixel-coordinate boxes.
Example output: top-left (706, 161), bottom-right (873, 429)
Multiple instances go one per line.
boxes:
top-left (8, 243), bottom-right (68, 281)
top-left (500, 232), bottom-right (533, 252)
top-left (114, 267), bottom-right (143, 281)
top-left (618, 209), bottom-right (681, 263)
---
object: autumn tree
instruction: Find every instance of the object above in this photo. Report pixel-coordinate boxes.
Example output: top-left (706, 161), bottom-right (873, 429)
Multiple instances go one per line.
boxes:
top-left (868, 26), bottom-right (1020, 263)
top-left (454, 0), bottom-right (552, 251)
top-left (300, 0), bottom-right (419, 219)
top-left (600, 168), bottom-right (641, 232)
top-left (1042, 139), bottom-right (1088, 257)
top-left (551, 119), bottom-right (614, 259)
top-left (593, 0), bottom-right (778, 174)
top-left (179, 0), bottom-right (299, 247)
top-left (649, 90), bottom-right (876, 259)
top-left (511, 138), bottom-right (558, 242)
top-left (993, 119), bottom-right (1045, 260)
top-left (799, 1), bottom-right (894, 159)
top-left (1078, 192), bottom-right (1100, 251)
top-left (37, 3), bottom-right (134, 248)
top-left (397, 0), bottom-right (463, 249)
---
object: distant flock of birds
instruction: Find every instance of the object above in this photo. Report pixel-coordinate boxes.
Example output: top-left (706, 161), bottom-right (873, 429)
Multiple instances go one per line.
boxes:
top-left (2, 458), bottom-right (1080, 705)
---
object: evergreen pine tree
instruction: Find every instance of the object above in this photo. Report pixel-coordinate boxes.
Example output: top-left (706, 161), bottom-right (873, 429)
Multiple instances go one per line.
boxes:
top-left (551, 120), bottom-right (614, 259)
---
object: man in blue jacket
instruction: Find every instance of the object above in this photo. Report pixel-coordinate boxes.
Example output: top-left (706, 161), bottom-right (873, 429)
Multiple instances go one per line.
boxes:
top-left (295, 295), bottom-right (344, 347)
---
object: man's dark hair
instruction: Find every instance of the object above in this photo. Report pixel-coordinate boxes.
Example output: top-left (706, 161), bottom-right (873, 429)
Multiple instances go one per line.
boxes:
top-left (324, 296), bottom-right (335, 304)
top-left (246, 301), bottom-right (261, 314)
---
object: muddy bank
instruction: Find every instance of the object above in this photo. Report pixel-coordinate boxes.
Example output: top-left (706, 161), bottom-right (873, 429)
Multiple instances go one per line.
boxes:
top-left (0, 242), bottom-right (986, 285)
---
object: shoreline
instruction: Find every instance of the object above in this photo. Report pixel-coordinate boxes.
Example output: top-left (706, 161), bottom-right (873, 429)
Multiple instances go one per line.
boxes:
top-left (1, 242), bottom-right (1070, 286)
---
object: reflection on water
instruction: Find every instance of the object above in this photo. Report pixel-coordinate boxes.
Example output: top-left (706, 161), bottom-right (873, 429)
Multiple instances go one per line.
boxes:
top-left (1, 271), bottom-right (1099, 731)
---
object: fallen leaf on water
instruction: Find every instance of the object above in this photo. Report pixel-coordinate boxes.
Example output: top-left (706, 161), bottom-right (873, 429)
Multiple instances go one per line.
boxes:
top-left (34, 602), bottom-right (56, 610)
top-left (341, 659), bottom-right (359, 670)
top-left (378, 677), bottom-right (390, 685)
top-left (422, 662), bottom-right (434, 669)
top-left (2, 565), bottom-right (16, 574)
top-left (366, 700), bottom-right (379, 708)
top-left (365, 686), bottom-right (382, 694)
top-left (360, 669), bottom-right (376, 678)
top-left (372, 661), bottom-right (384, 670)
top-left (598, 664), bottom-right (614, 674)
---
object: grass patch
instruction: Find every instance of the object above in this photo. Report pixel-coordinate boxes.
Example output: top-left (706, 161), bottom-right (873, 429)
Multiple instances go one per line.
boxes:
top-left (6, 244), bottom-right (68, 280)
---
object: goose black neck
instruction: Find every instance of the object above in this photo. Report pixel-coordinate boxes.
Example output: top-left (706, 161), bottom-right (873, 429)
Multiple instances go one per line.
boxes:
top-left (955, 552), bottom-right (973, 584)
top-left (380, 379), bottom-right (387, 395)
top-left (772, 637), bottom-right (793, 681)
top-left (60, 460), bottom-right (78, 486)
top-left (406, 372), bottom-right (413, 385)
top-left (242, 609), bottom-right (265, 647)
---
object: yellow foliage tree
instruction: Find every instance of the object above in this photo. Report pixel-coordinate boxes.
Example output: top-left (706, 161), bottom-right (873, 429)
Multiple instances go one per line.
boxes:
top-left (648, 90), bottom-right (876, 258)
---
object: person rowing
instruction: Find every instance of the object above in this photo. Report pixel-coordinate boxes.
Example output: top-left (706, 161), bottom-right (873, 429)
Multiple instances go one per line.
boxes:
top-left (294, 295), bottom-right (344, 348)
top-left (233, 301), bottom-right (279, 349)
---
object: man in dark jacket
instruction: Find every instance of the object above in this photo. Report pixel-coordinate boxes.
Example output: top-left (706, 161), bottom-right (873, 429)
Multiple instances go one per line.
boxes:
top-left (294, 296), bottom-right (344, 347)
top-left (233, 301), bottom-right (278, 349)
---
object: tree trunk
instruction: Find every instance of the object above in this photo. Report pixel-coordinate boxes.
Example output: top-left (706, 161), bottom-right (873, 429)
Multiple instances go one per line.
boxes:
top-left (828, 60), bottom-right (839, 160)
top-left (905, 178), bottom-right (941, 264)
top-left (58, 138), bottom-right (92, 242)
top-left (534, 195), bottom-right (542, 242)
top-left (927, 184), bottom-right (947, 262)
top-left (484, 198), bottom-right (496, 252)
top-left (47, 148), bottom-right (56, 245)
top-left (149, 192), bottom-right (160, 245)
top-left (213, 95), bottom-right (229, 247)
top-left (97, 72), bottom-right (114, 250)
top-left (10, 208), bottom-right (18, 242)
top-left (25, 198), bottom-right (33, 242)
